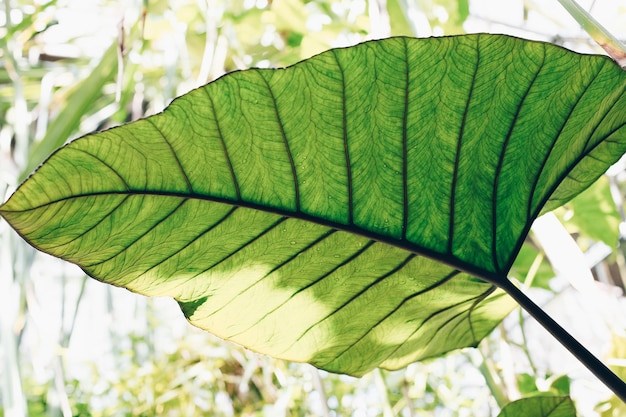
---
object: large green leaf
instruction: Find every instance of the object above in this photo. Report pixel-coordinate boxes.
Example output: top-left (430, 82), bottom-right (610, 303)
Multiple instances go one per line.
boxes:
top-left (2, 34), bottom-right (626, 376)
top-left (497, 396), bottom-right (575, 417)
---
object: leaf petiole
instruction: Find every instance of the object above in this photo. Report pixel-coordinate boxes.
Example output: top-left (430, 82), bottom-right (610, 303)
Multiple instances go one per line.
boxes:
top-left (498, 278), bottom-right (626, 402)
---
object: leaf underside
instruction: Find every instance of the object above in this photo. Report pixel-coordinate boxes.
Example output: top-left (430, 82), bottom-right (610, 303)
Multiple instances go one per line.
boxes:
top-left (2, 34), bottom-right (626, 376)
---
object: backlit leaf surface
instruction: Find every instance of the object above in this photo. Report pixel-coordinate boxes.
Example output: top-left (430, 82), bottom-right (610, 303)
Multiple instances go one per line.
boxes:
top-left (2, 34), bottom-right (626, 376)
top-left (497, 396), bottom-right (575, 417)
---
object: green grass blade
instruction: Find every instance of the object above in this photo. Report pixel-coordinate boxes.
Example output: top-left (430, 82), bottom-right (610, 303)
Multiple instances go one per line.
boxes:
top-left (557, 0), bottom-right (626, 69)
top-left (22, 40), bottom-right (119, 180)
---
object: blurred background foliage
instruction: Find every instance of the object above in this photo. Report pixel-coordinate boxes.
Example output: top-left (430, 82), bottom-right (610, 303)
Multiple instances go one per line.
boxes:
top-left (1, 0), bottom-right (626, 416)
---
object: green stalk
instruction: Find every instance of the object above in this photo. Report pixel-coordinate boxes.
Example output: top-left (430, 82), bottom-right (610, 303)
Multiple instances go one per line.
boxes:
top-left (373, 369), bottom-right (395, 417)
top-left (310, 367), bottom-right (331, 417)
top-left (519, 250), bottom-right (542, 377)
top-left (0, 224), bottom-right (28, 417)
top-left (517, 307), bottom-right (539, 378)
top-left (400, 378), bottom-right (416, 417)
top-left (557, 0), bottom-right (626, 69)
top-left (476, 350), bottom-right (509, 408)
top-left (498, 279), bottom-right (626, 401)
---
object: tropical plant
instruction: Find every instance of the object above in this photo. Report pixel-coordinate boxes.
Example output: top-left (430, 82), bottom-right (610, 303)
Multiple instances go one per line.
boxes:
top-left (3, 27), bottom-right (626, 416)
top-left (1, 0), bottom-right (624, 412)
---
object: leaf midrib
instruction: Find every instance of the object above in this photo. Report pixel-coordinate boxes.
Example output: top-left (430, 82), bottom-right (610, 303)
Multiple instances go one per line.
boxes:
top-left (0, 188), bottom-right (504, 284)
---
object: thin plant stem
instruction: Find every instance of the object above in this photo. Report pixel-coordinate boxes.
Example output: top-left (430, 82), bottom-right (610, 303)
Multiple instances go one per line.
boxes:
top-left (310, 367), bottom-right (331, 417)
top-left (517, 248), bottom-right (542, 376)
top-left (476, 349), bottom-right (509, 408)
top-left (373, 369), bottom-right (395, 417)
top-left (522, 249), bottom-right (544, 289)
top-left (498, 278), bottom-right (626, 402)
top-left (400, 378), bottom-right (416, 417)
top-left (53, 356), bottom-right (73, 417)
top-left (557, 0), bottom-right (626, 69)
top-left (0, 232), bottom-right (27, 417)
top-left (61, 276), bottom-right (88, 347)
top-left (517, 307), bottom-right (539, 377)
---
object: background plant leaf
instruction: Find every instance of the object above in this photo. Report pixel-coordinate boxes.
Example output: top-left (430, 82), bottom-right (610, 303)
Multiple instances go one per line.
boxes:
top-left (497, 396), bottom-right (575, 417)
top-left (2, 34), bottom-right (626, 376)
top-left (508, 243), bottom-right (554, 289)
top-left (22, 39), bottom-right (120, 180)
top-left (557, 175), bottom-right (621, 248)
